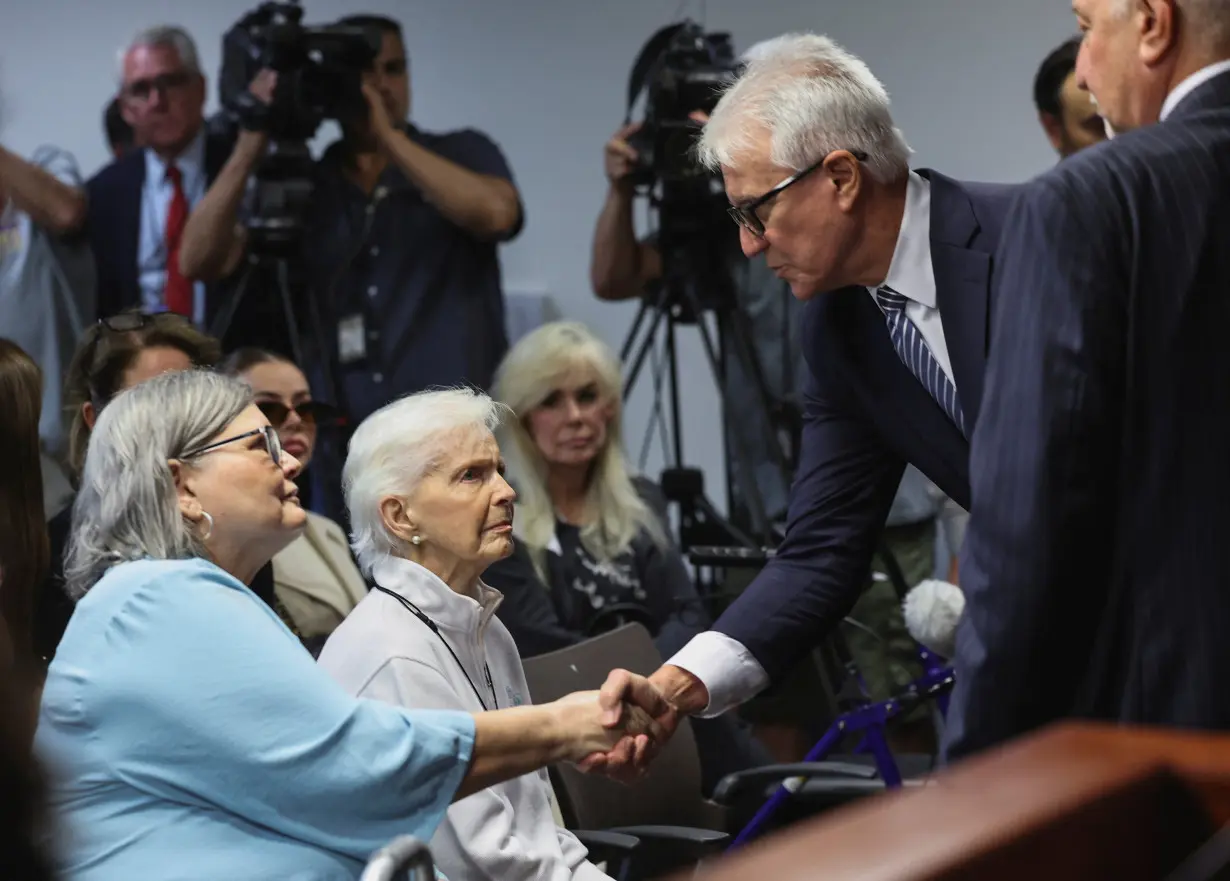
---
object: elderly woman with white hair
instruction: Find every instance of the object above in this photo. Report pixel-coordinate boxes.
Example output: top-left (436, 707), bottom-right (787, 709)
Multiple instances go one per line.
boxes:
top-left (36, 370), bottom-right (662, 881)
top-left (486, 320), bottom-right (773, 796)
top-left (319, 388), bottom-right (616, 881)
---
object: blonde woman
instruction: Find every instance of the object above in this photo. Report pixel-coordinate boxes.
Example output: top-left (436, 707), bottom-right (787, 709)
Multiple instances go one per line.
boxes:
top-left (490, 320), bottom-right (771, 795)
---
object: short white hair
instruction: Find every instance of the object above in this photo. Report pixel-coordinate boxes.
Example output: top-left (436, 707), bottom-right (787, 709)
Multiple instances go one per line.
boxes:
top-left (698, 32), bottom-right (911, 184)
top-left (344, 388), bottom-right (508, 578)
top-left (64, 370), bottom-right (251, 599)
top-left (118, 25), bottom-right (202, 84)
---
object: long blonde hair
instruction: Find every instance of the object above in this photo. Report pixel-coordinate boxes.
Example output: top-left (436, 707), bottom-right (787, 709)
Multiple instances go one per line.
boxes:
top-left (492, 322), bottom-right (667, 582)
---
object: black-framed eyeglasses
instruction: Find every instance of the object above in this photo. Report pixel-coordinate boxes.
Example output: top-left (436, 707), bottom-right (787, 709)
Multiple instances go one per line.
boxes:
top-left (727, 149), bottom-right (869, 238)
top-left (180, 425), bottom-right (283, 466)
top-left (123, 71), bottom-right (194, 103)
top-left (255, 400), bottom-right (342, 428)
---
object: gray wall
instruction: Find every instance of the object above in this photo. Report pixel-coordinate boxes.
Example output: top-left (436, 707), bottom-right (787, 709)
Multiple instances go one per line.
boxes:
top-left (0, 0), bottom-right (1079, 509)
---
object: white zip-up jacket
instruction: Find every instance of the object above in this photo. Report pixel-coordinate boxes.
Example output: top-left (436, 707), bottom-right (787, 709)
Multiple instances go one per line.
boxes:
top-left (318, 556), bottom-right (610, 881)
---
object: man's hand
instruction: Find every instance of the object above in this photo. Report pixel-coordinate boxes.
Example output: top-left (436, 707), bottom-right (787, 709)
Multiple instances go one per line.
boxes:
top-left (603, 122), bottom-right (642, 185)
top-left (362, 82), bottom-right (398, 144)
top-left (574, 665), bottom-right (712, 781)
top-left (250, 69), bottom-right (277, 104)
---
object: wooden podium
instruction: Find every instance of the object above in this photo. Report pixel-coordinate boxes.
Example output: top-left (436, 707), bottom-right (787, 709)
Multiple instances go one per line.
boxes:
top-left (680, 723), bottom-right (1230, 881)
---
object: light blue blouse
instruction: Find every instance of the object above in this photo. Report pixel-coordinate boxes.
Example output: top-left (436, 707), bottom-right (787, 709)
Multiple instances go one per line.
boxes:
top-left (36, 557), bottom-right (476, 881)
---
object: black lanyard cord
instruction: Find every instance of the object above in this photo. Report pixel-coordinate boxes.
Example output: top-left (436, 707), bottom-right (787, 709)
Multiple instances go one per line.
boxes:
top-left (373, 584), bottom-right (498, 711)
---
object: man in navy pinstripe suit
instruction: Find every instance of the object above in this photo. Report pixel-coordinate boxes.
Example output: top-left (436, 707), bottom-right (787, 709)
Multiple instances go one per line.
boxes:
top-left (580, 34), bottom-right (1027, 774)
top-left (946, 0), bottom-right (1230, 760)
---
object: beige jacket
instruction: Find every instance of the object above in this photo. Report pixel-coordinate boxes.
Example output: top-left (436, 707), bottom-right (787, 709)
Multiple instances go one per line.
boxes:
top-left (272, 511), bottom-right (368, 638)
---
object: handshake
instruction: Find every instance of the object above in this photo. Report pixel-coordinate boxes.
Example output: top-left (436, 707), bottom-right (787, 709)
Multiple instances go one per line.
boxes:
top-left (550, 667), bottom-right (706, 781)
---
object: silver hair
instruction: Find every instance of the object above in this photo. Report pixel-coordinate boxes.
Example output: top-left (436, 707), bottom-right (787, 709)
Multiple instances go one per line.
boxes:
top-left (345, 388), bottom-right (509, 578)
top-left (697, 32), bottom-right (912, 184)
top-left (1111, 0), bottom-right (1230, 46)
top-left (64, 370), bottom-right (251, 599)
top-left (1176, 0), bottom-right (1230, 47)
top-left (117, 25), bottom-right (202, 84)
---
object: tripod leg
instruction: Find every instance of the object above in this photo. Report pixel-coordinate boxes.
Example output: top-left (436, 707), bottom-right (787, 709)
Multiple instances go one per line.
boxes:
top-left (688, 309), bottom-right (773, 542)
top-left (208, 259), bottom-right (255, 345)
top-left (665, 313), bottom-right (684, 469)
top-left (720, 309), bottom-right (794, 485)
top-left (621, 289), bottom-right (670, 402)
top-left (277, 260), bottom-right (305, 368)
top-left (619, 298), bottom-right (651, 363)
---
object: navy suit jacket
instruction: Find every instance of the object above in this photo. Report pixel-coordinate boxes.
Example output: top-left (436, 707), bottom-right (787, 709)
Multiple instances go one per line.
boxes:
top-left (946, 69), bottom-right (1230, 760)
top-left (713, 169), bottom-right (1018, 684)
top-left (84, 132), bottom-right (230, 322)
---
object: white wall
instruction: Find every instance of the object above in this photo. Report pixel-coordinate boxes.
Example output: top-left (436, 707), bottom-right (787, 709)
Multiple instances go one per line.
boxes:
top-left (0, 0), bottom-right (1079, 507)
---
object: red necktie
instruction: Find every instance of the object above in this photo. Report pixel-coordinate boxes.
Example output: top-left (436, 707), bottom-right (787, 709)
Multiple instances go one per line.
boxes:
top-left (164, 164), bottom-right (192, 317)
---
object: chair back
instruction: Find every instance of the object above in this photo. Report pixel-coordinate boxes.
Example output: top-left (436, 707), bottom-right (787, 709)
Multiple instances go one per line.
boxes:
top-left (522, 624), bottom-right (725, 831)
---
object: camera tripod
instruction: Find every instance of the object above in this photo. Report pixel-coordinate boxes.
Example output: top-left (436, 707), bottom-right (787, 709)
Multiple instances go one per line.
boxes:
top-left (621, 246), bottom-right (796, 549)
top-left (210, 249), bottom-right (347, 429)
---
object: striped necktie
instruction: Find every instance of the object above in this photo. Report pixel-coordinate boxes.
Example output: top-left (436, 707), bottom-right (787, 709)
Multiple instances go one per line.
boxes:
top-left (875, 286), bottom-right (967, 437)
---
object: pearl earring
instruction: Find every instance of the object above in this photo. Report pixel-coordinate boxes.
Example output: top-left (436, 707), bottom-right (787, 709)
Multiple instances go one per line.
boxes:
top-left (411, 535), bottom-right (422, 546)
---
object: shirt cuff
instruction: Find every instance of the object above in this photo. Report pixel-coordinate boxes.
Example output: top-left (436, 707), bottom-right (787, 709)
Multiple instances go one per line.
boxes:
top-left (666, 631), bottom-right (770, 718)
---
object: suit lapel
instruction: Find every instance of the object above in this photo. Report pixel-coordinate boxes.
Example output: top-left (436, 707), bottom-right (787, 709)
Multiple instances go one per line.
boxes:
top-left (922, 169), bottom-right (992, 428)
top-left (828, 290), bottom-right (971, 506)
top-left (118, 155), bottom-right (145, 305)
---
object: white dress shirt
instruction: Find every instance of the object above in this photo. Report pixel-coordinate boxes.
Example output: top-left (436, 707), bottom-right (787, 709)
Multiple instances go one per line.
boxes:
top-left (666, 170), bottom-right (952, 717)
top-left (139, 129), bottom-right (208, 325)
top-left (1161, 59), bottom-right (1230, 121)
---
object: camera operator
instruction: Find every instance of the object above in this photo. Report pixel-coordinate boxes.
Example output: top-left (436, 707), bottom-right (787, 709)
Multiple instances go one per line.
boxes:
top-left (181, 13), bottom-right (523, 421)
top-left (592, 116), bottom-right (802, 526)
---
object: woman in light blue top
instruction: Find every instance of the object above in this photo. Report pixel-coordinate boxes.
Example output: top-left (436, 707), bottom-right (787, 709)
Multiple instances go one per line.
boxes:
top-left (36, 369), bottom-right (662, 881)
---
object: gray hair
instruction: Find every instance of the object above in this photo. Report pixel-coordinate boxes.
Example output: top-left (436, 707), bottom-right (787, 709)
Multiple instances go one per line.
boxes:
top-left (64, 370), bottom-right (251, 599)
top-left (1109, 0), bottom-right (1230, 47)
top-left (117, 25), bottom-right (202, 84)
top-left (345, 388), bottom-right (509, 578)
top-left (697, 32), bottom-right (911, 184)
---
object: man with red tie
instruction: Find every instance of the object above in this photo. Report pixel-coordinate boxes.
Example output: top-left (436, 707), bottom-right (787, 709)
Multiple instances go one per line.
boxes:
top-left (86, 26), bottom-right (233, 325)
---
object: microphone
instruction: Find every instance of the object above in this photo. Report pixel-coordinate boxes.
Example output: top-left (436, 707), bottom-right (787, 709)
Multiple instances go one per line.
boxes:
top-left (902, 579), bottom-right (964, 659)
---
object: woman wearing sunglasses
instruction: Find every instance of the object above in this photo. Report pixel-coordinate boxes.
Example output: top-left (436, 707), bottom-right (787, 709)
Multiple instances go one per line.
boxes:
top-left (38, 369), bottom-right (664, 881)
top-left (220, 348), bottom-right (367, 649)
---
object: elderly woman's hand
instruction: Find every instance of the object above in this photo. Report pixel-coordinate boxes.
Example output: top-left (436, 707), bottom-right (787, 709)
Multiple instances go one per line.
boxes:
top-left (548, 690), bottom-right (663, 765)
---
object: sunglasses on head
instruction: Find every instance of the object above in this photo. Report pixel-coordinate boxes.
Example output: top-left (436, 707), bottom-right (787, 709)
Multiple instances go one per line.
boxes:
top-left (84, 311), bottom-right (197, 408)
top-left (255, 400), bottom-right (341, 428)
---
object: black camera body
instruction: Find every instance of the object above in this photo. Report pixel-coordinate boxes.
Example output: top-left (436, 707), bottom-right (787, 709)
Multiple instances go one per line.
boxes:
top-left (627, 23), bottom-right (738, 187)
top-left (218, 1), bottom-right (380, 252)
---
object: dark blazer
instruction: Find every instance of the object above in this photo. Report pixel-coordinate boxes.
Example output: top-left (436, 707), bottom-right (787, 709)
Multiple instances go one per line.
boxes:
top-left (712, 169), bottom-right (1018, 684)
top-left (946, 69), bottom-right (1230, 760)
top-left (84, 131), bottom-right (231, 322)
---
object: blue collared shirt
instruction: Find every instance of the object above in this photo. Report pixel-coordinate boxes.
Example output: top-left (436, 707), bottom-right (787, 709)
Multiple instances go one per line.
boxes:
top-left (36, 557), bottom-right (476, 881)
top-left (302, 124), bottom-right (522, 424)
top-left (138, 131), bottom-right (207, 324)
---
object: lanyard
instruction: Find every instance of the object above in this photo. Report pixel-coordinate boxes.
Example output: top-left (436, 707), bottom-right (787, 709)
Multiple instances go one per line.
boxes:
top-left (373, 585), bottom-right (498, 711)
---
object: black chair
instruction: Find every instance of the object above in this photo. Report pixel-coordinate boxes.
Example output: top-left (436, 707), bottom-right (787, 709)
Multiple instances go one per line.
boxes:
top-left (523, 624), bottom-right (922, 878)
